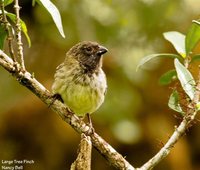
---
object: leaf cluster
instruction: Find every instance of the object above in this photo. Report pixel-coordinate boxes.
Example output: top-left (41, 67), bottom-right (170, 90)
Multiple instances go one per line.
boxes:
top-left (0, 0), bottom-right (65, 49)
top-left (137, 20), bottom-right (200, 115)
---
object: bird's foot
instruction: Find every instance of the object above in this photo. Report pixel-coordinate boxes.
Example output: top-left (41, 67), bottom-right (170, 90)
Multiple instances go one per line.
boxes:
top-left (48, 93), bottom-right (64, 108)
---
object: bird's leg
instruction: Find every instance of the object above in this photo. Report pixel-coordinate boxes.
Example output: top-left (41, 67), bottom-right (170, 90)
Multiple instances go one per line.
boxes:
top-left (87, 113), bottom-right (95, 134)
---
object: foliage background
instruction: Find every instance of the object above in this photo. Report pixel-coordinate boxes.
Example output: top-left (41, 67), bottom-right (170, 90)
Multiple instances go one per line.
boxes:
top-left (0, 0), bottom-right (200, 170)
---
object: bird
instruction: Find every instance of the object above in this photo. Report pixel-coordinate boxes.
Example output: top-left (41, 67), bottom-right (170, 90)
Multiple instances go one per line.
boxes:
top-left (52, 41), bottom-right (108, 128)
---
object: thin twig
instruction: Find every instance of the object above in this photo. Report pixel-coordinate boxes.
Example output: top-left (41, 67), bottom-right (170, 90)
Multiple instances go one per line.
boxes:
top-left (0, 0), bottom-right (16, 61)
top-left (0, 50), bottom-right (135, 170)
top-left (139, 65), bottom-right (200, 170)
top-left (139, 118), bottom-right (193, 170)
top-left (14, 0), bottom-right (25, 70)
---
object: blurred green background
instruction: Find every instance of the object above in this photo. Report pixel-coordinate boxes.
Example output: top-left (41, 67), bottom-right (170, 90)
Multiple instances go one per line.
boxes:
top-left (1, 0), bottom-right (200, 170)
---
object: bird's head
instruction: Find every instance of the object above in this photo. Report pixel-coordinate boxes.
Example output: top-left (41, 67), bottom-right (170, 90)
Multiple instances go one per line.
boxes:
top-left (66, 41), bottom-right (108, 73)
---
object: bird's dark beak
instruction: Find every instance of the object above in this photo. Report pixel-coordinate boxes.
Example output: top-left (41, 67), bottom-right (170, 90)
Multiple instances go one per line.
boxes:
top-left (97, 46), bottom-right (108, 56)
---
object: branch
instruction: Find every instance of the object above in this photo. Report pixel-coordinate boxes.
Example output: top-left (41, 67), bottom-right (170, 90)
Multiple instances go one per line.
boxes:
top-left (1, 41), bottom-right (199, 170)
top-left (70, 134), bottom-right (92, 170)
top-left (0, 50), bottom-right (135, 170)
top-left (14, 0), bottom-right (25, 70)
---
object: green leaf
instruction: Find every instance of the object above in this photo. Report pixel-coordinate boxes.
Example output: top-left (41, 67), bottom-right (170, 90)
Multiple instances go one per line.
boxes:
top-left (136, 53), bottom-right (180, 71)
top-left (20, 18), bottom-right (31, 47)
top-left (174, 58), bottom-right (196, 100)
top-left (163, 31), bottom-right (186, 58)
top-left (32, 0), bottom-right (36, 6)
top-left (36, 0), bottom-right (65, 38)
top-left (6, 12), bottom-right (31, 47)
top-left (168, 90), bottom-right (184, 115)
top-left (4, 0), bottom-right (13, 6)
top-left (0, 25), bottom-right (7, 49)
top-left (185, 22), bottom-right (200, 55)
top-left (191, 54), bottom-right (200, 63)
top-left (159, 69), bottom-right (177, 85)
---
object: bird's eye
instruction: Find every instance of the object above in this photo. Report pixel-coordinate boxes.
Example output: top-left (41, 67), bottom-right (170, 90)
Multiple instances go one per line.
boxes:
top-left (85, 47), bottom-right (92, 53)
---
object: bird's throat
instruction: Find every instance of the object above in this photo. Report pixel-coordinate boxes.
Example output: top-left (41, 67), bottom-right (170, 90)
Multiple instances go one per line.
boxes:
top-left (82, 56), bottom-right (102, 75)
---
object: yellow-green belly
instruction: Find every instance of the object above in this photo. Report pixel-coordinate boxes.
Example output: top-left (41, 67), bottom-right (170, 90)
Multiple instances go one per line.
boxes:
top-left (62, 82), bottom-right (105, 116)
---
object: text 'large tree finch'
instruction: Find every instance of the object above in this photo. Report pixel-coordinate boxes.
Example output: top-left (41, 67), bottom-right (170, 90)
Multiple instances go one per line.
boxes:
top-left (52, 41), bottom-right (108, 124)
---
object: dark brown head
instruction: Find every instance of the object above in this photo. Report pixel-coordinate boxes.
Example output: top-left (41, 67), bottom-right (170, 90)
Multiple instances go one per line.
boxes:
top-left (66, 41), bottom-right (108, 73)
